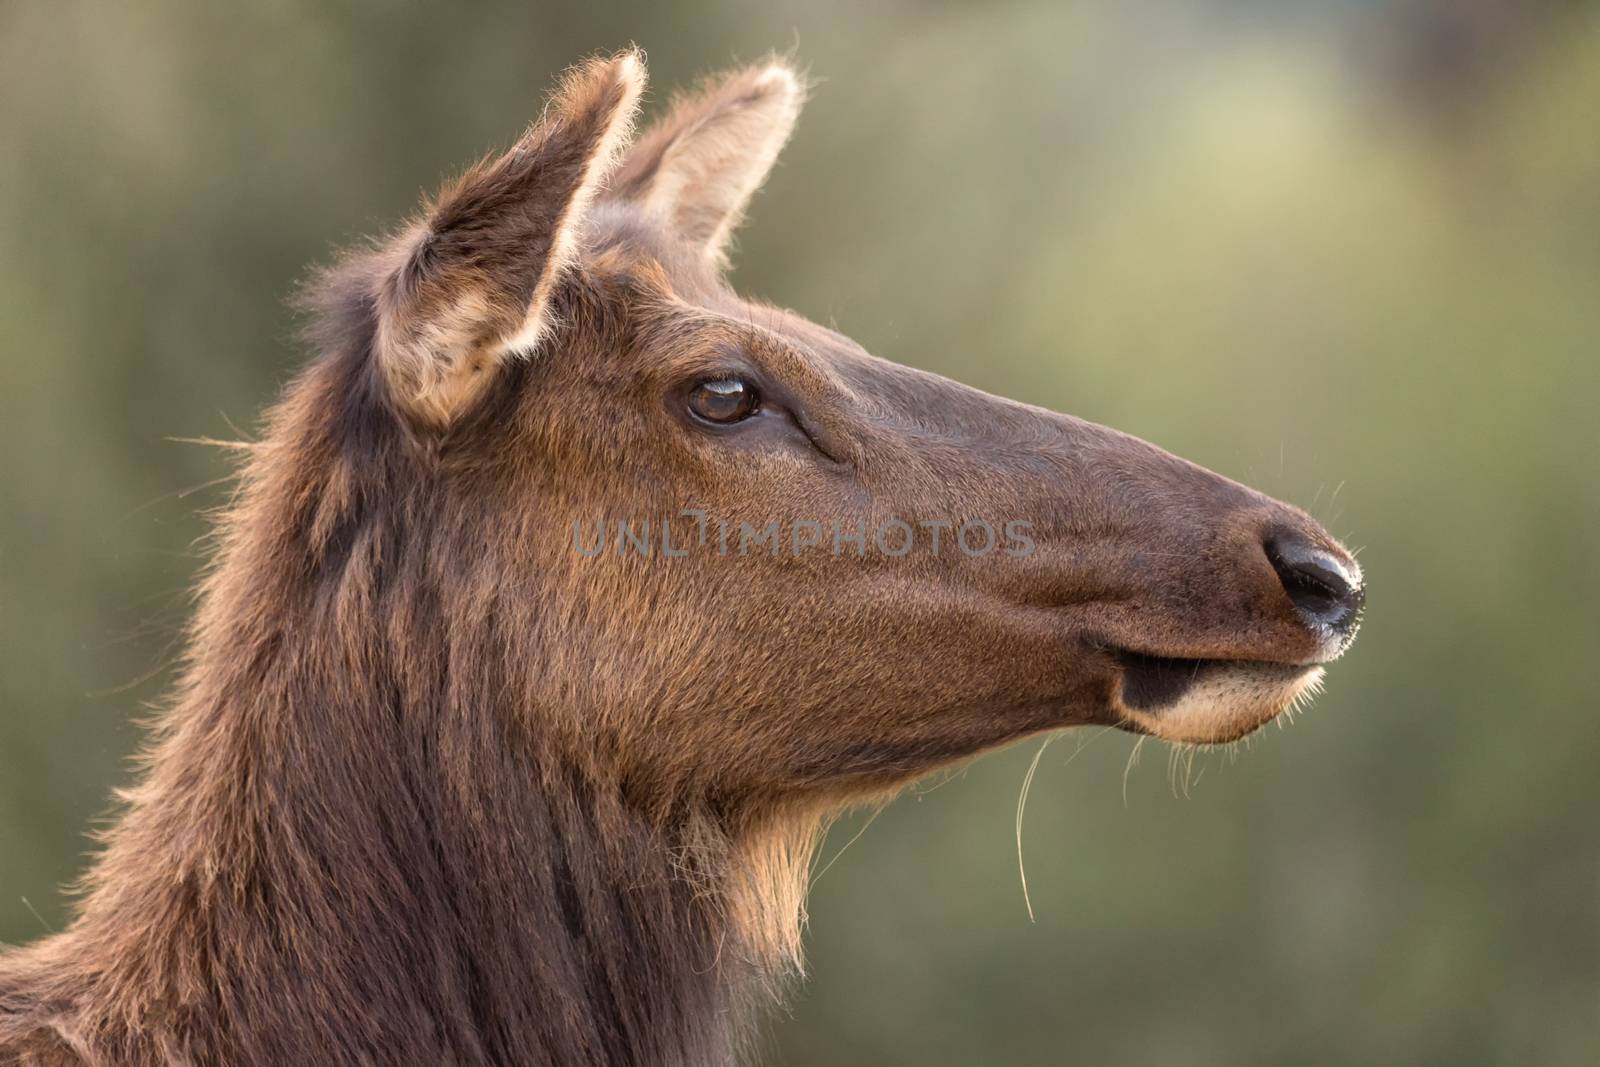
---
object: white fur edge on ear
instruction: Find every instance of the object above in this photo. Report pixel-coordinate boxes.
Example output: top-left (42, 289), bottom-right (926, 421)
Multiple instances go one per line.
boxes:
top-left (499, 51), bottom-right (646, 359)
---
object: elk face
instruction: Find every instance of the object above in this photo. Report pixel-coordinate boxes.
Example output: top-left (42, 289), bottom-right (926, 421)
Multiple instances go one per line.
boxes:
top-left (351, 52), bottom-right (1363, 804)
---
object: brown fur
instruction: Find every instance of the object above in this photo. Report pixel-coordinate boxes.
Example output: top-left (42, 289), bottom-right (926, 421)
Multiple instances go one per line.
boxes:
top-left (0, 49), bottom-right (1361, 1065)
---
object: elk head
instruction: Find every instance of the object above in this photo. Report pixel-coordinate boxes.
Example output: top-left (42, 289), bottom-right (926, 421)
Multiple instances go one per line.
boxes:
top-left (305, 48), bottom-right (1362, 959)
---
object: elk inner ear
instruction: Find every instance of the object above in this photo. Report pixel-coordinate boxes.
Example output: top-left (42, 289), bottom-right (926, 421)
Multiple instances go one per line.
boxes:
top-left (371, 51), bottom-right (645, 428)
top-left (609, 60), bottom-right (805, 269)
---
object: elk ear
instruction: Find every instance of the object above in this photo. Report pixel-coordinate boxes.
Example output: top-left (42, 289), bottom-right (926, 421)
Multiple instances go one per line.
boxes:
top-left (373, 51), bottom-right (644, 427)
top-left (609, 59), bottom-right (804, 268)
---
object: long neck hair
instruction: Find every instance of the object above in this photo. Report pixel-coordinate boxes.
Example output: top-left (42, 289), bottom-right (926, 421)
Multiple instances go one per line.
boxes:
top-left (0, 318), bottom-right (778, 1066)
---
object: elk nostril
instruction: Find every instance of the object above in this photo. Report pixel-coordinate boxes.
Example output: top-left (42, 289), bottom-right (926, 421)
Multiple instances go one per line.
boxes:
top-left (1264, 535), bottom-right (1364, 632)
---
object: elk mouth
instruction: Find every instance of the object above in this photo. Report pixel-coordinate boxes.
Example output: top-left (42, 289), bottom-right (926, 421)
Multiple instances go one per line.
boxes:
top-left (1108, 648), bottom-right (1326, 744)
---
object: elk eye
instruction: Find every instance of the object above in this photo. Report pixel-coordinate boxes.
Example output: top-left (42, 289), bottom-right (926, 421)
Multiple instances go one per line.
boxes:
top-left (688, 378), bottom-right (759, 424)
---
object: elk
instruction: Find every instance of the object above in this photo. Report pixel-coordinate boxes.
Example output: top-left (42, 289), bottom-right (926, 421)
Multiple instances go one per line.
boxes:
top-left (0, 49), bottom-right (1364, 1066)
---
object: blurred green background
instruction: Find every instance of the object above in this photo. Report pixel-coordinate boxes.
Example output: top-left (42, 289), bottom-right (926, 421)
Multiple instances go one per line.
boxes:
top-left (2, 1), bottom-right (1596, 1062)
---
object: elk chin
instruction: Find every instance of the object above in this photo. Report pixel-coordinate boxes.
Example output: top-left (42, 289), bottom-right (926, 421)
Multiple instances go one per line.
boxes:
top-left (1111, 655), bottom-right (1327, 744)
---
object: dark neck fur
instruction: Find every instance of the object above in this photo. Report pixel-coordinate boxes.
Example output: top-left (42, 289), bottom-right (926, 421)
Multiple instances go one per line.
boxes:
top-left (0, 348), bottom-right (765, 1066)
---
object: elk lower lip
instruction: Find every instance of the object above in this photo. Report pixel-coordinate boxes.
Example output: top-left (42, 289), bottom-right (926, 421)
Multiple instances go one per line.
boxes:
top-left (1114, 650), bottom-right (1317, 715)
top-left (1116, 651), bottom-right (1216, 712)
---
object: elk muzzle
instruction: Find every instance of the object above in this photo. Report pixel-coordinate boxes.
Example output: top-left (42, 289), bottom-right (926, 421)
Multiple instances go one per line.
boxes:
top-left (1104, 508), bottom-right (1364, 744)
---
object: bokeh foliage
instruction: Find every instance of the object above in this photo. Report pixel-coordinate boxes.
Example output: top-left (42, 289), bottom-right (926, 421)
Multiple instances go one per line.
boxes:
top-left (1, 2), bottom-right (1596, 1062)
